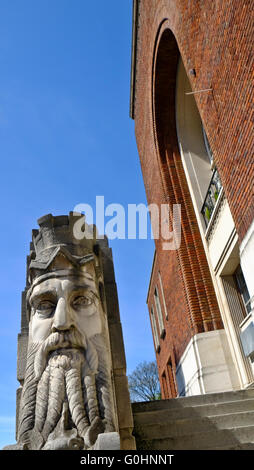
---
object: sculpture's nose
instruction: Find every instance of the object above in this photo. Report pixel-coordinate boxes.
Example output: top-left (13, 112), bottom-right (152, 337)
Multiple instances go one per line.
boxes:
top-left (52, 297), bottom-right (73, 332)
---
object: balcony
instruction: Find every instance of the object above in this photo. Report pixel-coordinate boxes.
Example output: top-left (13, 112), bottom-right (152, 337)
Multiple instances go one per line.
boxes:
top-left (201, 168), bottom-right (223, 227)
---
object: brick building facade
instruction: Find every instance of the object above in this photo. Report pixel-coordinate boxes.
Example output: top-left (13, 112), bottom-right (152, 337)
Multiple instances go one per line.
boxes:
top-left (130, 0), bottom-right (254, 398)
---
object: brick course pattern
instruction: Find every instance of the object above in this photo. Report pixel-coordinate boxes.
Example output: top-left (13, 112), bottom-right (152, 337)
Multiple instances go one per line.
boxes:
top-left (131, 0), bottom-right (253, 397)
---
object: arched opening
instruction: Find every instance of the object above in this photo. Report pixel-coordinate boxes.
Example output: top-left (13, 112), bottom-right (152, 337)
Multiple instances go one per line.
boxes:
top-left (174, 55), bottom-right (253, 387)
top-left (151, 27), bottom-right (244, 395)
top-left (152, 28), bottom-right (223, 335)
top-left (153, 29), bottom-right (180, 166)
top-left (176, 57), bottom-right (222, 229)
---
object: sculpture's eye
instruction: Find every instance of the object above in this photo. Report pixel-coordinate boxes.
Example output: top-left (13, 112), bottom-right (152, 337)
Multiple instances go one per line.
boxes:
top-left (36, 300), bottom-right (55, 316)
top-left (72, 296), bottom-right (93, 308)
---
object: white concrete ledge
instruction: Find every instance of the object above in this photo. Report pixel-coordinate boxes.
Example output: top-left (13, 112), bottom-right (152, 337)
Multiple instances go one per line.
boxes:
top-left (176, 329), bottom-right (240, 396)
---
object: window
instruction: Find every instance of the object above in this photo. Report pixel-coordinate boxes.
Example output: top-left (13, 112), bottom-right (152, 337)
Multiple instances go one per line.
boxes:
top-left (202, 126), bottom-right (214, 166)
top-left (150, 306), bottom-right (160, 352)
top-left (161, 373), bottom-right (169, 399)
top-left (154, 287), bottom-right (165, 337)
top-left (234, 265), bottom-right (251, 316)
top-left (167, 359), bottom-right (177, 398)
top-left (161, 361), bottom-right (177, 399)
top-left (201, 167), bottom-right (222, 227)
top-left (176, 57), bottom-right (223, 230)
top-left (158, 271), bottom-right (168, 320)
top-left (201, 126), bottom-right (222, 226)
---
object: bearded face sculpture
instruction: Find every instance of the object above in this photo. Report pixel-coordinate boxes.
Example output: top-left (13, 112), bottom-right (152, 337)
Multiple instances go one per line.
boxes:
top-left (15, 214), bottom-right (117, 450)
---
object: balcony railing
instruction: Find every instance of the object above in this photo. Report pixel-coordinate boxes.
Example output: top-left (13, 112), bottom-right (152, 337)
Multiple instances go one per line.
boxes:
top-left (201, 168), bottom-right (222, 227)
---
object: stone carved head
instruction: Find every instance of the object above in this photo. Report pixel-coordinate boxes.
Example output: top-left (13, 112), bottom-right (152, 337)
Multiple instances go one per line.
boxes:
top-left (17, 213), bottom-right (116, 450)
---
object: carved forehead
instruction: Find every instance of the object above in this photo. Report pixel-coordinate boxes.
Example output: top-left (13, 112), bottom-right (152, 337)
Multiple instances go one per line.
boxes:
top-left (28, 263), bottom-right (98, 302)
top-left (30, 276), bottom-right (97, 301)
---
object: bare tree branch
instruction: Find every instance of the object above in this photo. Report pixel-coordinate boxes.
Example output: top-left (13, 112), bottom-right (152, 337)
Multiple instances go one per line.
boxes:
top-left (128, 361), bottom-right (161, 402)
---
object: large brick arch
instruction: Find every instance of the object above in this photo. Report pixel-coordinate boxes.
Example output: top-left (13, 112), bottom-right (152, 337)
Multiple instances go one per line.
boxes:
top-left (152, 25), bottom-right (223, 334)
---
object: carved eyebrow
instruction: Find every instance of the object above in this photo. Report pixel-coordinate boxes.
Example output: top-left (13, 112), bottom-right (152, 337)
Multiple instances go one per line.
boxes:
top-left (30, 289), bottom-right (57, 305)
top-left (70, 285), bottom-right (98, 298)
top-left (71, 283), bottom-right (95, 290)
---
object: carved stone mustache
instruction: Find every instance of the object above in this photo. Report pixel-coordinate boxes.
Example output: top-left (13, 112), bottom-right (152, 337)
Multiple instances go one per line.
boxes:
top-left (34, 328), bottom-right (87, 380)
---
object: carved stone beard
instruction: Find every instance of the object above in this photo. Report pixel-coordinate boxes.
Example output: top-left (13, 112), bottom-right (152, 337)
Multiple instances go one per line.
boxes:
top-left (18, 329), bottom-right (115, 450)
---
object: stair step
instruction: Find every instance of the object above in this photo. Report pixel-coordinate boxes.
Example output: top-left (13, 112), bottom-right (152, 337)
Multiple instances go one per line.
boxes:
top-left (133, 410), bottom-right (254, 439)
top-left (134, 425), bottom-right (254, 450)
top-left (132, 389), bottom-right (254, 414)
top-left (213, 443), bottom-right (254, 450)
top-left (133, 399), bottom-right (254, 424)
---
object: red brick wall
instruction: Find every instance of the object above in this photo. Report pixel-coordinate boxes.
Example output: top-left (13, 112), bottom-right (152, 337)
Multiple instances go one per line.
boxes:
top-left (134, 0), bottom-right (254, 243)
top-left (147, 253), bottom-right (190, 398)
top-left (132, 0), bottom-right (253, 396)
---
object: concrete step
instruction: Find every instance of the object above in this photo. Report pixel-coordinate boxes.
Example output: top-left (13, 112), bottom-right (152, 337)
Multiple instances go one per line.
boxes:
top-left (133, 397), bottom-right (254, 423)
top-left (134, 425), bottom-right (254, 450)
top-left (213, 443), bottom-right (254, 450)
top-left (134, 410), bottom-right (254, 439)
top-left (133, 389), bottom-right (254, 450)
top-left (132, 388), bottom-right (254, 414)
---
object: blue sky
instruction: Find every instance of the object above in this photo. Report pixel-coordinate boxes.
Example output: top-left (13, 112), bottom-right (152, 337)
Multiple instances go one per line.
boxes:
top-left (0, 0), bottom-right (155, 448)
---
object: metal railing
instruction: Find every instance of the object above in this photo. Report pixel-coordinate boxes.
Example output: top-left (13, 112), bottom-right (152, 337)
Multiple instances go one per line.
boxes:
top-left (201, 168), bottom-right (222, 227)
